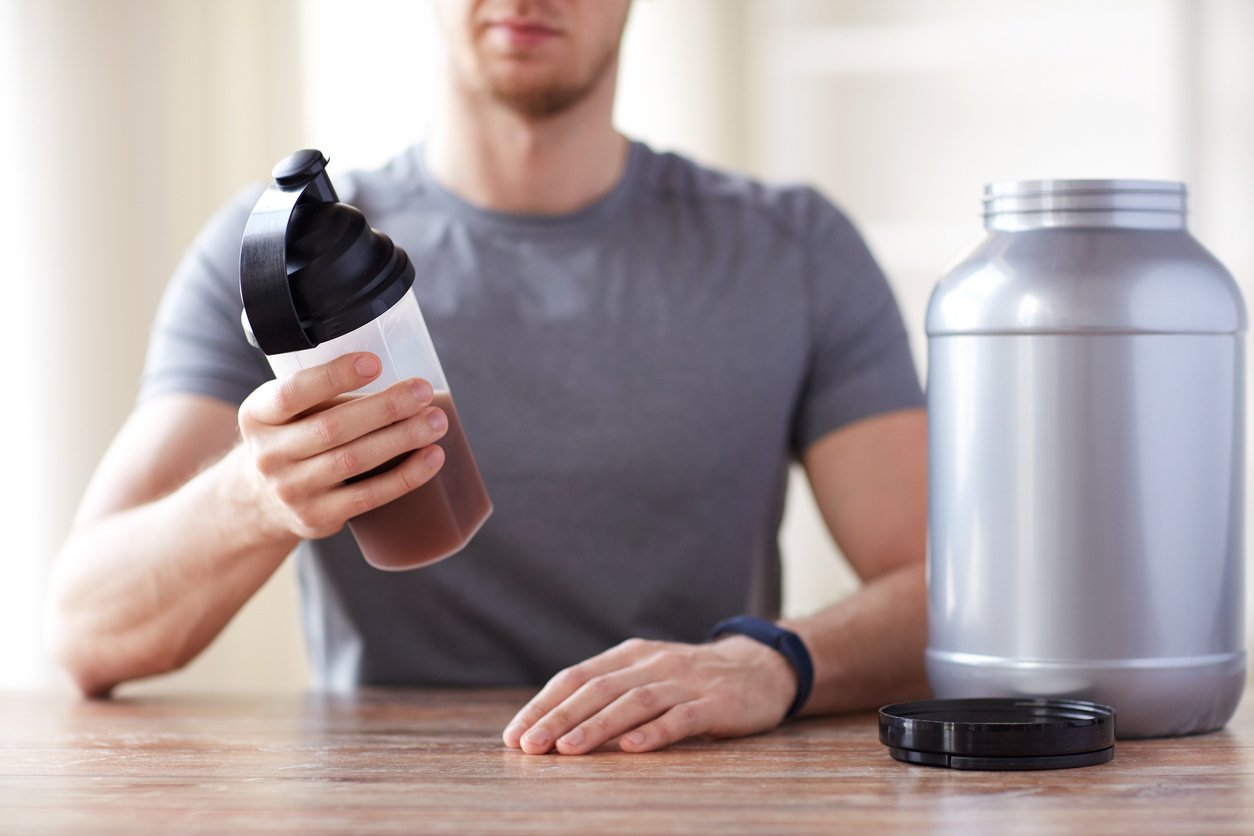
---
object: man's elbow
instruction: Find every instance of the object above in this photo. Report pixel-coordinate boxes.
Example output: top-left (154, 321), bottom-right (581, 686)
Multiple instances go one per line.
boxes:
top-left (43, 604), bottom-right (115, 699)
top-left (42, 590), bottom-right (186, 700)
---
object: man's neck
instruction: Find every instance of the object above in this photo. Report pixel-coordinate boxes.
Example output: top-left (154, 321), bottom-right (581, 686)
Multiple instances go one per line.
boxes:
top-left (425, 69), bottom-right (629, 216)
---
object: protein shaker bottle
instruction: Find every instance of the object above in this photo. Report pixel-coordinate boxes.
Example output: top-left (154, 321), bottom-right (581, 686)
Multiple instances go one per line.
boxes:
top-left (926, 179), bottom-right (1246, 737)
top-left (239, 149), bottom-right (492, 571)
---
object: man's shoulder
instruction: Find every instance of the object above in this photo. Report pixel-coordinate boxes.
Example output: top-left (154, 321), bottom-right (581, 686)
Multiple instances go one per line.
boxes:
top-left (333, 146), bottom-right (425, 218)
top-left (631, 143), bottom-right (850, 244)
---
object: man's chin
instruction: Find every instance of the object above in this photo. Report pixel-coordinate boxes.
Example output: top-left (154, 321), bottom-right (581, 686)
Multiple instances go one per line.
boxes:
top-left (488, 83), bottom-right (590, 119)
top-left (479, 47), bottom-right (617, 120)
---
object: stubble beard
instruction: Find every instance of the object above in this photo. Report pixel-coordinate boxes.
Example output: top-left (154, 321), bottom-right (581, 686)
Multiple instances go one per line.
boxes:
top-left (483, 44), bottom-right (619, 119)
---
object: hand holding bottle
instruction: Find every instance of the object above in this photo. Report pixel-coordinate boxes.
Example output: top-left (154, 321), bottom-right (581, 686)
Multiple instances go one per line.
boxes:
top-left (237, 352), bottom-right (447, 542)
top-left (240, 149), bottom-right (492, 570)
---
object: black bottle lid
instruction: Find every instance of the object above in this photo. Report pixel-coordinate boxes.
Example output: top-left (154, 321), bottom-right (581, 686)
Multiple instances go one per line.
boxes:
top-left (272, 148), bottom-right (329, 186)
top-left (878, 698), bottom-right (1116, 771)
top-left (240, 149), bottom-right (415, 356)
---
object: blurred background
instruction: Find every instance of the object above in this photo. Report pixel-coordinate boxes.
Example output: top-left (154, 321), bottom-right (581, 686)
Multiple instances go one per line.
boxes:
top-left (2, 0), bottom-right (1252, 694)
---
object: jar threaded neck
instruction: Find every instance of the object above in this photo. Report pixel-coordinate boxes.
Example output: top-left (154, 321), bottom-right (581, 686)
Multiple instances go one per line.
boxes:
top-left (983, 179), bottom-right (1187, 231)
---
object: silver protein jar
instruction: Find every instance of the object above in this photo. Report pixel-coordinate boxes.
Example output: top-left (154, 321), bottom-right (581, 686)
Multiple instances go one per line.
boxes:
top-left (926, 180), bottom-right (1247, 738)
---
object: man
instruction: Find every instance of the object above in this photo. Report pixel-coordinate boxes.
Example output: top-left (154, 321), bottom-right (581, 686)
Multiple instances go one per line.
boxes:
top-left (45, 0), bottom-right (928, 756)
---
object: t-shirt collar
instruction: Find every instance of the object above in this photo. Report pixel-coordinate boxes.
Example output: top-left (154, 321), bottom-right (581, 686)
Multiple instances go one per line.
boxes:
top-left (407, 141), bottom-right (644, 237)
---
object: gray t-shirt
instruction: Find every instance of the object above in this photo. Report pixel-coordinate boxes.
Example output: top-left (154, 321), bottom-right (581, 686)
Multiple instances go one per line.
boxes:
top-left (142, 141), bottom-right (923, 688)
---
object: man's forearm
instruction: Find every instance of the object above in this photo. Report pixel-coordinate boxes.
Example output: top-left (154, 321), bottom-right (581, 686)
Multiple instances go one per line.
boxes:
top-left (781, 560), bottom-right (928, 716)
top-left (45, 445), bottom-right (298, 697)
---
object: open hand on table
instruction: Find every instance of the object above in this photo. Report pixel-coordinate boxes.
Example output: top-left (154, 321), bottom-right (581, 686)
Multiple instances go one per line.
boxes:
top-left (502, 636), bottom-right (798, 755)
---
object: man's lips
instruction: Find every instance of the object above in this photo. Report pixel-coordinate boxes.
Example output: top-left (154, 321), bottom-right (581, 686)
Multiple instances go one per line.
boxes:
top-left (484, 19), bottom-right (563, 49)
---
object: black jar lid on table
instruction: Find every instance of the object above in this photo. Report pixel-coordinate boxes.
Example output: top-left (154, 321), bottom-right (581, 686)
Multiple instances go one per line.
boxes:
top-left (878, 698), bottom-right (1116, 771)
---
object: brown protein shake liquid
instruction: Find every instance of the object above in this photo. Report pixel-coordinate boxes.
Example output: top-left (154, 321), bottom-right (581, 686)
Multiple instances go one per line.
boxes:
top-left (347, 391), bottom-right (492, 570)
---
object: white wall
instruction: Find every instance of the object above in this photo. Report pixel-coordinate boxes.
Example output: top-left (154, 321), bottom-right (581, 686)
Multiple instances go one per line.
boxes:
top-left (0, 0), bottom-right (48, 689)
top-left (1, 0), bottom-right (309, 693)
top-left (5, 0), bottom-right (1252, 693)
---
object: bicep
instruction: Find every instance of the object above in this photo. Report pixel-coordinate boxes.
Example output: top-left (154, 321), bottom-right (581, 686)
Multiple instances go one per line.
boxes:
top-left (800, 407), bottom-right (927, 581)
top-left (74, 394), bottom-right (242, 526)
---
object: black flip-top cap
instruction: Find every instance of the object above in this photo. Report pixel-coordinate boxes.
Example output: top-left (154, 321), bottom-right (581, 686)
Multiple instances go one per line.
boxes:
top-left (240, 148), bottom-right (415, 355)
top-left (879, 698), bottom-right (1115, 771)
top-left (272, 148), bottom-right (329, 187)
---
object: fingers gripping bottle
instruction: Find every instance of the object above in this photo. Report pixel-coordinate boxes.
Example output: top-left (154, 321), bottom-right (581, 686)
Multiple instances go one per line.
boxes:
top-left (239, 149), bottom-right (492, 570)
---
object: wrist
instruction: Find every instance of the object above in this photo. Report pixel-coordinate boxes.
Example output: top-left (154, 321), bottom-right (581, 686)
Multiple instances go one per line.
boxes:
top-left (714, 634), bottom-right (797, 712)
top-left (708, 615), bottom-right (815, 718)
top-left (214, 444), bottom-right (301, 552)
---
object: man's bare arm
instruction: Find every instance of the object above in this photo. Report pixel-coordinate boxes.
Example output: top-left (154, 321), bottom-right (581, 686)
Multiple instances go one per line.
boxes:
top-left (44, 353), bottom-right (449, 697)
top-left (783, 407), bottom-right (929, 714)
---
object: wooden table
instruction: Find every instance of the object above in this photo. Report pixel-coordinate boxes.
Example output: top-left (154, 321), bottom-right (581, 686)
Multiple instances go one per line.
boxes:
top-left (3, 688), bottom-right (1253, 835)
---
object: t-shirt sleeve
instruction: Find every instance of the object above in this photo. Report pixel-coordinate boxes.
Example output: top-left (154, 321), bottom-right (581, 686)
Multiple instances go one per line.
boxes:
top-left (139, 185), bottom-right (274, 407)
top-left (790, 191), bottom-right (924, 455)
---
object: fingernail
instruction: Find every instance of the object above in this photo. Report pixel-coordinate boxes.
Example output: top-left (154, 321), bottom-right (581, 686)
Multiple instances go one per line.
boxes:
top-left (423, 445), bottom-right (443, 466)
top-left (522, 728), bottom-right (551, 749)
top-left (559, 728), bottom-right (584, 747)
top-left (355, 355), bottom-right (379, 377)
top-left (427, 408), bottom-right (446, 432)
top-left (624, 732), bottom-right (646, 747)
top-left (503, 722), bottom-right (525, 742)
top-left (411, 380), bottom-right (433, 403)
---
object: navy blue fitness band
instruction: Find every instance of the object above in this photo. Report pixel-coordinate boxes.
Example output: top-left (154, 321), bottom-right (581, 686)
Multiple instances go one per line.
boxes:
top-left (708, 615), bottom-right (814, 718)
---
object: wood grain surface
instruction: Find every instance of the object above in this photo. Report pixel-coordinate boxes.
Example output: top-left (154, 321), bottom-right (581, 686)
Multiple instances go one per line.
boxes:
top-left (2, 687), bottom-right (1252, 835)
